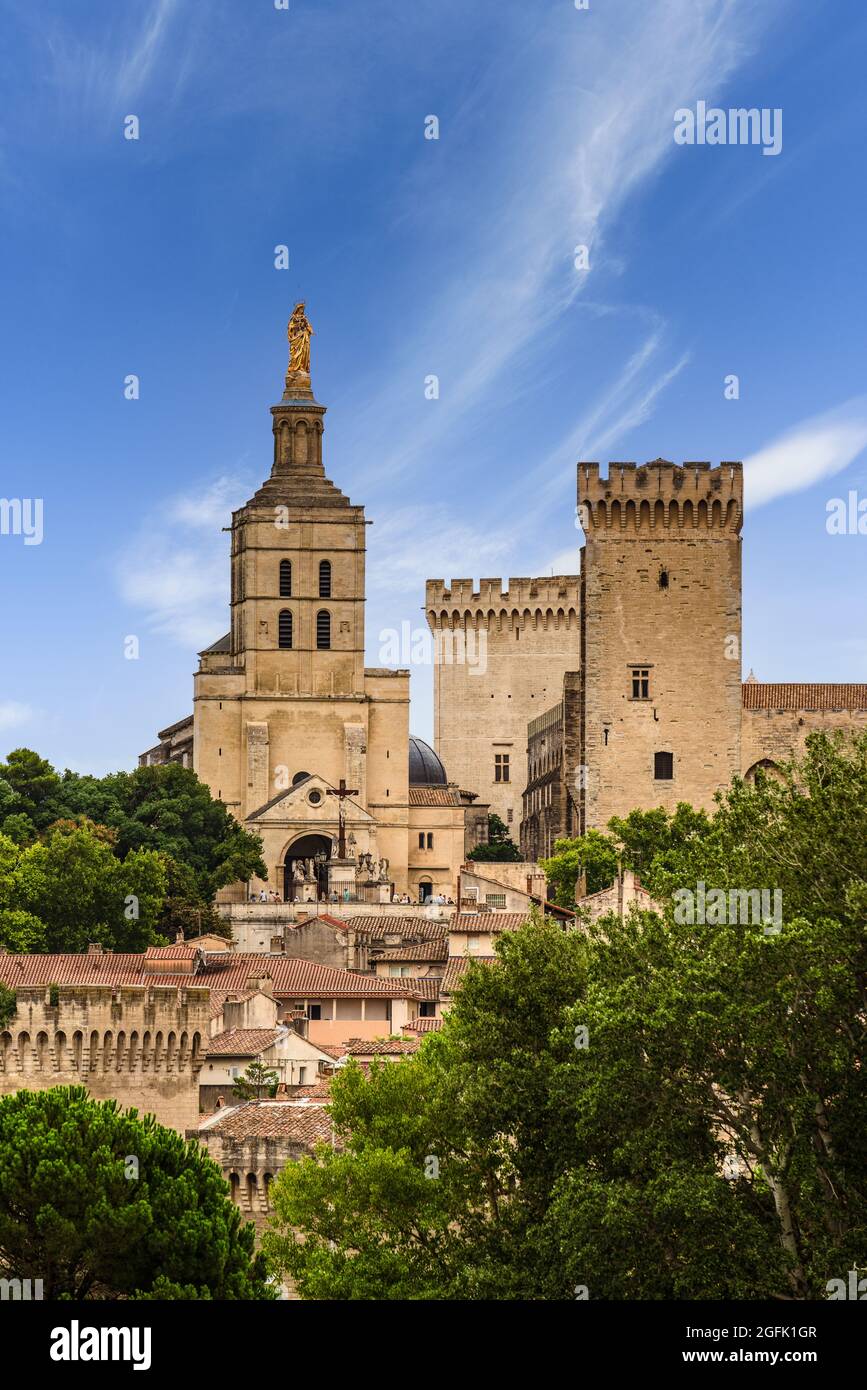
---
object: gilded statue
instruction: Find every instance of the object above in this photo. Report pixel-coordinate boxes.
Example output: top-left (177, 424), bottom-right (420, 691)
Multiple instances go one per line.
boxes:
top-left (287, 302), bottom-right (313, 375)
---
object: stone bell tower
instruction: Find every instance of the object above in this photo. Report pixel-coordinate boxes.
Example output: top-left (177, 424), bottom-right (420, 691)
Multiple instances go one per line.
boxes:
top-left (192, 309), bottom-right (387, 829)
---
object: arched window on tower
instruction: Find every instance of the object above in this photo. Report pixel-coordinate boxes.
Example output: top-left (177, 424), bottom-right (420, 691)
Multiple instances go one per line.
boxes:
top-left (280, 559), bottom-right (292, 596)
top-left (319, 559), bottom-right (332, 597)
top-left (316, 610), bottom-right (331, 649)
top-left (278, 610), bottom-right (293, 649)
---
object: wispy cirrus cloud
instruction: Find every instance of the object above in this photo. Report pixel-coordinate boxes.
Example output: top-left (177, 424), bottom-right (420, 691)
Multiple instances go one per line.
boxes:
top-left (117, 474), bottom-right (252, 649)
top-left (351, 0), bottom-right (775, 497)
top-left (744, 397), bottom-right (867, 511)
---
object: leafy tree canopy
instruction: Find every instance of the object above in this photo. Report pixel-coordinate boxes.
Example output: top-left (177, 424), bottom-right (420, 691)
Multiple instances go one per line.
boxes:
top-left (0, 826), bottom-right (165, 953)
top-left (233, 1061), bottom-right (279, 1101)
top-left (0, 1086), bottom-right (274, 1300)
top-left (0, 749), bottom-right (266, 914)
top-left (265, 732), bottom-right (867, 1300)
top-left (540, 828), bottom-right (619, 906)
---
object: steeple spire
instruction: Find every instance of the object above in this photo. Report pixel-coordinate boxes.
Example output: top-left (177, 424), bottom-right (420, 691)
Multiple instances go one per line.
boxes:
top-left (244, 306), bottom-right (350, 508)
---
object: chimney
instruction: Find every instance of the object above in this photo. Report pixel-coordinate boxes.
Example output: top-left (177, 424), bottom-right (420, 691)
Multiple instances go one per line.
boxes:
top-left (245, 974), bottom-right (275, 996)
top-left (174, 927), bottom-right (185, 945)
top-left (87, 943), bottom-right (104, 956)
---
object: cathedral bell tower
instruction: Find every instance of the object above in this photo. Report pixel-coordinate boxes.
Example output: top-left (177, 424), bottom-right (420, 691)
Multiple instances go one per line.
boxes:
top-left (193, 307), bottom-right (373, 825)
top-left (228, 303), bottom-right (367, 702)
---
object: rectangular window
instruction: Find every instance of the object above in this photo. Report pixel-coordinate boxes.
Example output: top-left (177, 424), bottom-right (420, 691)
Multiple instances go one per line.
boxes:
top-left (654, 750), bottom-right (674, 780)
top-left (308, 1004), bottom-right (322, 1020)
top-left (419, 1002), bottom-right (436, 1017)
top-left (427, 832), bottom-right (433, 848)
top-left (506, 809), bottom-right (513, 824)
top-left (495, 753), bottom-right (510, 783)
top-left (631, 667), bottom-right (650, 700)
top-left (485, 893), bottom-right (507, 909)
top-left (418, 833), bottom-right (425, 849)
top-left (298, 1067), bottom-right (306, 1086)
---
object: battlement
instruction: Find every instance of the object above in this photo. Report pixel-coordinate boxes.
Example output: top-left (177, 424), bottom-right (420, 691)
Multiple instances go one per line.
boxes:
top-left (426, 575), bottom-right (580, 612)
top-left (1, 984), bottom-right (211, 1097)
top-left (577, 459), bottom-right (743, 534)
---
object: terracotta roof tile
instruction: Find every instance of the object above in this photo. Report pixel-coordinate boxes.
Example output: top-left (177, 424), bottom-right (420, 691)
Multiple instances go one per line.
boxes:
top-left (453, 912), bottom-right (529, 931)
top-left (290, 1080), bottom-right (333, 1100)
top-left (198, 1100), bottom-right (334, 1143)
top-left (402, 1017), bottom-right (444, 1034)
top-left (206, 1028), bottom-right (281, 1056)
top-left (396, 977), bottom-right (441, 1000)
top-left (298, 914), bottom-right (450, 940)
top-left (0, 953), bottom-right (423, 1000)
top-left (373, 940), bottom-right (448, 962)
top-left (408, 787), bottom-right (462, 806)
top-left (341, 1037), bottom-right (421, 1056)
top-left (742, 682), bottom-right (867, 711)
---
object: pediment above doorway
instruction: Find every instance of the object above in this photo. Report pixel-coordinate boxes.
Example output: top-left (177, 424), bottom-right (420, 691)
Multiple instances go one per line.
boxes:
top-left (246, 773), bottom-right (374, 830)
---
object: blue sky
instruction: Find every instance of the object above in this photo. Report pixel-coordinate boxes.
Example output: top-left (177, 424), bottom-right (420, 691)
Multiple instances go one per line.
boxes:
top-left (1, 0), bottom-right (865, 775)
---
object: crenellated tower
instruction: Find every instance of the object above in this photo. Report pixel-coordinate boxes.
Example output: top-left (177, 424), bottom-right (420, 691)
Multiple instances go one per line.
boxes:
top-left (426, 576), bottom-right (580, 830)
top-left (577, 458), bottom-right (743, 830)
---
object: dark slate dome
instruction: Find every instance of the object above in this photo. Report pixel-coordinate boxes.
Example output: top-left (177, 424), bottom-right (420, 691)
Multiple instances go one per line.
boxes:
top-left (409, 735), bottom-right (447, 786)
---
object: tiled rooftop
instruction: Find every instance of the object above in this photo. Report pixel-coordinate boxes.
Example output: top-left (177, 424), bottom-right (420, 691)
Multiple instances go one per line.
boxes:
top-left (742, 682), bottom-right (867, 711)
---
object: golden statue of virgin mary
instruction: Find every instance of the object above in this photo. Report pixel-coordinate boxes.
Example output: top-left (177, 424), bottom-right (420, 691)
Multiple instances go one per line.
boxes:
top-left (287, 302), bottom-right (314, 375)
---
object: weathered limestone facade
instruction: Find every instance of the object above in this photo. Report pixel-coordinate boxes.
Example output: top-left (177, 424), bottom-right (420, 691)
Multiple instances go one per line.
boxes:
top-left (0, 984), bottom-right (209, 1132)
top-left (144, 323), bottom-right (471, 903)
top-left (521, 671), bottom-right (581, 859)
top-left (192, 358), bottom-right (413, 890)
top-left (425, 577), bottom-right (581, 832)
top-left (577, 460), bottom-right (743, 829)
top-left (741, 682), bottom-right (867, 776)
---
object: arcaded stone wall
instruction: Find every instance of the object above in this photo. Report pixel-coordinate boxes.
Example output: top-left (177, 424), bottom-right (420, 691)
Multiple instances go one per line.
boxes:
top-left (0, 984), bottom-right (210, 1133)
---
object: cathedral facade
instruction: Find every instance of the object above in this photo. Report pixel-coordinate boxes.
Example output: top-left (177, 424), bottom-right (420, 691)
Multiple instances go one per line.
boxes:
top-left (141, 314), bottom-right (484, 903)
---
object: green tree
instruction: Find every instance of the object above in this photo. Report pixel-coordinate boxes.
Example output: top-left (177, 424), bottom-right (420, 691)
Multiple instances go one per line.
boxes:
top-left (0, 749), bottom-right (63, 833)
top-left (58, 762), bottom-right (266, 899)
top-left (466, 813), bottom-right (522, 863)
top-left (0, 825), bottom-right (166, 952)
top-left (607, 801), bottom-right (712, 892)
top-left (0, 751), bottom-right (266, 900)
top-left (155, 855), bottom-right (231, 942)
top-left (233, 1061), bottom-right (280, 1101)
top-left (0, 1086), bottom-right (273, 1300)
top-left (264, 733), bottom-right (867, 1299)
top-left (540, 828), bottom-right (619, 906)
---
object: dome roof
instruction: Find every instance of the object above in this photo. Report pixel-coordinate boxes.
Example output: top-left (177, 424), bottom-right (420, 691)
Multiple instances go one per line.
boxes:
top-left (409, 736), bottom-right (447, 786)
